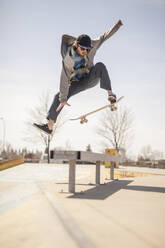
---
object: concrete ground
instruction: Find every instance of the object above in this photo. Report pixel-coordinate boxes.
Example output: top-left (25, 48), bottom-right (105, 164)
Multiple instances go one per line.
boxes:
top-left (0, 163), bottom-right (165, 248)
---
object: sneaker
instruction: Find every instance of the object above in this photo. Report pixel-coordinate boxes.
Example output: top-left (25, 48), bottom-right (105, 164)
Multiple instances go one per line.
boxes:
top-left (33, 123), bottom-right (52, 135)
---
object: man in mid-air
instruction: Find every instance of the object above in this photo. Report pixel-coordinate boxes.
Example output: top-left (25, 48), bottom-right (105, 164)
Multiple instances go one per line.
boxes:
top-left (34, 20), bottom-right (123, 135)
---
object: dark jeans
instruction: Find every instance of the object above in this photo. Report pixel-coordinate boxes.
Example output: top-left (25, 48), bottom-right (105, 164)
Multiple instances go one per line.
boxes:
top-left (47, 62), bottom-right (112, 122)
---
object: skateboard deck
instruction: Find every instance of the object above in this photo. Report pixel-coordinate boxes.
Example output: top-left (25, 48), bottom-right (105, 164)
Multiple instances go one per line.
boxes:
top-left (70, 96), bottom-right (124, 124)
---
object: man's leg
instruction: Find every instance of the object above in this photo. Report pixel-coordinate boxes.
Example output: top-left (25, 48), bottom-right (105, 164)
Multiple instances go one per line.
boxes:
top-left (84, 62), bottom-right (112, 91)
top-left (68, 62), bottom-right (112, 98)
top-left (47, 79), bottom-right (91, 127)
top-left (47, 92), bottom-right (61, 125)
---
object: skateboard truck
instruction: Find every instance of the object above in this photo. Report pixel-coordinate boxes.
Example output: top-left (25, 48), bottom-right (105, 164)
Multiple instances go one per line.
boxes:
top-left (110, 105), bottom-right (117, 111)
top-left (80, 117), bottom-right (88, 124)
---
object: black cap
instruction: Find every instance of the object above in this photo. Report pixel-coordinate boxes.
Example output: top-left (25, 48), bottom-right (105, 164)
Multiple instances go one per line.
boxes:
top-left (77, 34), bottom-right (93, 49)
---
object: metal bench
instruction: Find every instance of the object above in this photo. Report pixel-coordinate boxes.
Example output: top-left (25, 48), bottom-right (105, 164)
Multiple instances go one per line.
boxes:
top-left (51, 150), bottom-right (121, 193)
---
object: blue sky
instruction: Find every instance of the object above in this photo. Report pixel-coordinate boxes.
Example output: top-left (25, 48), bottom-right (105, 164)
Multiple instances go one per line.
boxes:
top-left (0, 0), bottom-right (165, 158)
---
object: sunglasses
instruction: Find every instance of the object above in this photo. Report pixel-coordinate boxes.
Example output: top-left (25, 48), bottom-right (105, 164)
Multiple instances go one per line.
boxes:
top-left (79, 46), bottom-right (90, 52)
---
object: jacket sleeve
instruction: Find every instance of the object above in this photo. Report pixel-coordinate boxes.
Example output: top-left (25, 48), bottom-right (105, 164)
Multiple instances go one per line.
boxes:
top-left (59, 34), bottom-right (77, 102)
top-left (61, 34), bottom-right (76, 59)
top-left (59, 64), bottom-right (70, 103)
top-left (92, 20), bottom-right (123, 50)
top-left (58, 35), bottom-right (73, 102)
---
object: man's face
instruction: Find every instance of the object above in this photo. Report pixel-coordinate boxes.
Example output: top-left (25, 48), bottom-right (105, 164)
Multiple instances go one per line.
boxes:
top-left (76, 46), bottom-right (88, 57)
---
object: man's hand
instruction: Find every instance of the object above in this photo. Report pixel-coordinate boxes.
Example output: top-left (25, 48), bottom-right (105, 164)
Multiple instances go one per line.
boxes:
top-left (56, 101), bottom-right (71, 112)
top-left (117, 20), bottom-right (123, 26)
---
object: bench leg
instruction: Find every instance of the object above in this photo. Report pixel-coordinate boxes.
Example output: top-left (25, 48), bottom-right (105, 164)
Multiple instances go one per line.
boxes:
top-left (69, 160), bottom-right (76, 193)
top-left (110, 162), bottom-right (114, 180)
top-left (96, 161), bottom-right (101, 185)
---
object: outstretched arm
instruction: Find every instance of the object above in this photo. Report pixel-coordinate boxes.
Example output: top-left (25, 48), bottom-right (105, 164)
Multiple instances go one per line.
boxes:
top-left (103, 20), bottom-right (123, 41)
top-left (92, 20), bottom-right (123, 49)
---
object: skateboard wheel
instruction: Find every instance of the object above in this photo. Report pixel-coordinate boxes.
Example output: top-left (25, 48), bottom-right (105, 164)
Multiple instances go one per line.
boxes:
top-left (80, 120), bottom-right (84, 124)
top-left (111, 106), bottom-right (117, 111)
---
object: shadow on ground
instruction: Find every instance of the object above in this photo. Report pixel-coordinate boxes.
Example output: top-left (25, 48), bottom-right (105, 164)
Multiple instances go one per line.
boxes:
top-left (68, 180), bottom-right (133, 200)
top-left (67, 180), bottom-right (165, 200)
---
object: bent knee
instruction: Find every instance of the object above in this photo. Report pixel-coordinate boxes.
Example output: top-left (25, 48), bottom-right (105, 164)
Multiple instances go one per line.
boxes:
top-left (95, 62), bottom-right (106, 69)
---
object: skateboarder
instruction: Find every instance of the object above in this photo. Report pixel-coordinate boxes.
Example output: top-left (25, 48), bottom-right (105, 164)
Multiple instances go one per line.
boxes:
top-left (34, 20), bottom-right (123, 135)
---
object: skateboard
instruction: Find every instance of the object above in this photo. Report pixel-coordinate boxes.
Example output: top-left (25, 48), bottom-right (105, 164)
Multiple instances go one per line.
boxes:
top-left (70, 96), bottom-right (124, 124)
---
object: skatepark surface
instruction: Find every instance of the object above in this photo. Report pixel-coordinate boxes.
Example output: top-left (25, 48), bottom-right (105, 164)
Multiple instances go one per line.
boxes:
top-left (0, 163), bottom-right (165, 248)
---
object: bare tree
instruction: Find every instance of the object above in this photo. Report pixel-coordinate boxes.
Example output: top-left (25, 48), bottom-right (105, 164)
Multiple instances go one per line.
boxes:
top-left (96, 106), bottom-right (134, 153)
top-left (139, 145), bottom-right (152, 160)
top-left (139, 145), bottom-right (164, 161)
top-left (0, 142), bottom-right (18, 160)
top-left (25, 92), bottom-right (68, 163)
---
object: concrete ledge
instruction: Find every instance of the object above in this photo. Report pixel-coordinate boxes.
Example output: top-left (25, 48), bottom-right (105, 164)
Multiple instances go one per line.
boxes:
top-left (0, 157), bottom-right (24, 171)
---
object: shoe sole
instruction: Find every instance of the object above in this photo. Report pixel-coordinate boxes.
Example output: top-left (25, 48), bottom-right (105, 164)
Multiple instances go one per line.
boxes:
top-left (32, 124), bottom-right (52, 136)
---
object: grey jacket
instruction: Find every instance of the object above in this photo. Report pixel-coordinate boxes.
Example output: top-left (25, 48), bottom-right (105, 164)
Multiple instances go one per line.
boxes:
top-left (59, 20), bottom-right (123, 102)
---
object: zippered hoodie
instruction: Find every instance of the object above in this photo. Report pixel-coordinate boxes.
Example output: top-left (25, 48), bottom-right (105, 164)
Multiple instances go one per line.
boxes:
top-left (59, 20), bottom-right (123, 102)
